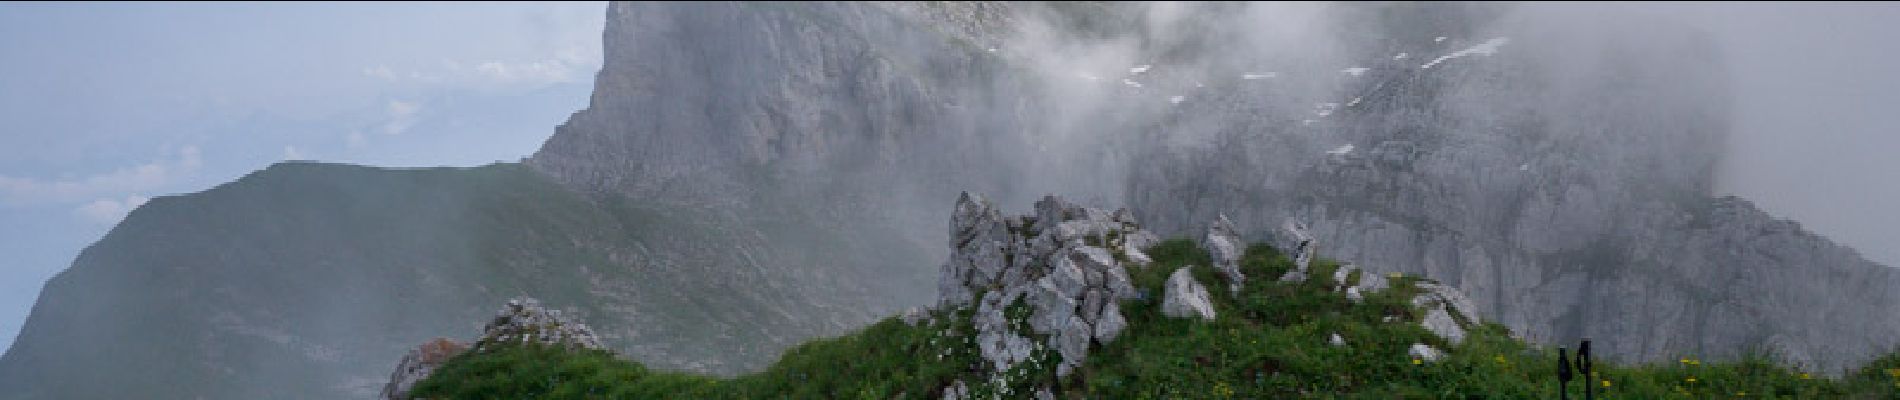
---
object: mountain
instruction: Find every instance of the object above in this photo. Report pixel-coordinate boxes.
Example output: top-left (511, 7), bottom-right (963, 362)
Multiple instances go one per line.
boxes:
top-left (400, 194), bottom-right (1900, 398)
top-left (0, 162), bottom-right (923, 398)
top-left (4, 1), bottom-right (1899, 398)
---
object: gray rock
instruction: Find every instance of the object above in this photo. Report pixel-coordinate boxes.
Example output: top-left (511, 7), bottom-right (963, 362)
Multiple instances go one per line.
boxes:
top-left (1408, 343), bottom-right (1445, 363)
top-left (379, 338), bottom-right (467, 400)
top-left (941, 380), bottom-right (969, 400)
top-left (1420, 307), bottom-right (1468, 345)
top-left (1280, 219), bottom-right (1317, 275)
top-left (1093, 302), bottom-right (1127, 343)
top-left (935, 194), bottom-right (1165, 380)
top-left (1328, 333), bottom-right (1347, 347)
top-left (1413, 283), bottom-right (1480, 326)
top-left (1332, 264), bottom-right (1360, 289)
top-left (1203, 215), bottom-right (1248, 293)
top-left (1054, 315), bottom-right (1092, 377)
top-left (478, 297), bottom-right (605, 351)
top-left (1123, 230), bottom-right (1162, 252)
top-left (901, 307), bottom-right (929, 327)
top-left (1162, 267), bottom-right (1217, 320)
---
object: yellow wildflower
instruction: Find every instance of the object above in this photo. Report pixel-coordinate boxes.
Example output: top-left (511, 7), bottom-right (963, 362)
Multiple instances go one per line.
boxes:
top-left (1685, 376), bottom-right (1698, 384)
top-left (1493, 355), bottom-right (1507, 364)
top-left (1412, 359), bottom-right (1422, 365)
top-left (1886, 368), bottom-right (1900, 378)
top-left (1387, 272), bottom-right (1402, 279)
top-left (1601, 380), bottom-right (1611, 388)
top-left (1799, 372), bottom-right (1812, 380)
top-left (1737, 391), bottom-right (1747, 396)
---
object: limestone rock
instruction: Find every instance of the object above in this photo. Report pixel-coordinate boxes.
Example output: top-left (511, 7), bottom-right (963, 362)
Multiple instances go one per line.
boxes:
top-left (1420, 307), bottom-right (1468, 345)
top-left (1162, 267), bottom-right (1217, 320)
top-left (901, 307), bottom-right (930, 327)
top-left (1278, 219), bottom-right (1317, 281)
top-left (1411, 282), bottom-right (1479, 345)
top-left (941, 380), bottom-right (969, 400)
top-left (378, 338), bottom-right (467, 400)
top-left (476, 297), bottom-right (605, 351)
top-left (1203, 214), bottom-right (1247, 293)
top-left (1408, 343), bottom-right (1445, 363)
top-left (1093, 302), bottom-right (1127, 343)
top-left (934, 193), bottom-right (1163, 379)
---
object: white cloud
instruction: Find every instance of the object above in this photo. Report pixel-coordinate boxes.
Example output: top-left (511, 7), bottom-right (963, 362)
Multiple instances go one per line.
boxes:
top-left (362, 65), bottom-right (396, 81)
top-left (283, 146), bottom-right (306, 160)
top-left (344, 131), bottom-right (368, 149)
top-left (73, 195), bottom-right (149, 225)
top-left (382, 100), bottom-right (420, 135)
top-left (387, 100), bottom-right (419, 117)
top-left (0, 146), bottom-right (202, 206)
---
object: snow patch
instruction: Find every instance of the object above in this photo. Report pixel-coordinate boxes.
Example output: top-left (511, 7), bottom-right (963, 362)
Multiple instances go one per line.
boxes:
top-left (1314, 102), bottom-right (1339, 117)
top-left (1241, 72), bottom-right (1278, 80)
top-left (1420, 37), bottom-right (1510, 69)
top-left (1434, 36), bottom-right (1447, 42)
top-left (1122, 79), bottom-right (1143, 88)
top-left (1327, 144), bottom-right (1356, 155)
top-left (1129, 64), bottom-right (1152, 74)
top-left (1168, 95), bottom-right (1185, 104)
top-left (1342, 67), bottom-right (1369, 77)
top-left (1394, 52), bottom-right (1409, 60)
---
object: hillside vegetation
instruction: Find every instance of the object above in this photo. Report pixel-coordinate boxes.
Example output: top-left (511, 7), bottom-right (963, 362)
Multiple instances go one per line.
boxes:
top-left (411, 239), bottom-right (1900, 399)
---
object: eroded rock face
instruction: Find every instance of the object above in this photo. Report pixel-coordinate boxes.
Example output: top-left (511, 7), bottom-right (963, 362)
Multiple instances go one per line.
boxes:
top-left (476, 297), bottom-right (606, 351)
top-left (936, 193), bottom-right (1157, 379)
top-left (379, 338), bottom-right (467, 400)
top-left (1162, 267), bottom-right (1217, 320)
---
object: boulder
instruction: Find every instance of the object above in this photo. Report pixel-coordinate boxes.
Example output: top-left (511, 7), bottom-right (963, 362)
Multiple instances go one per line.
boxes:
top-left (1093, 302), bottom-right (1127, 343)
top-left (1408, 343), bottom-right (1445, 363)
top-left (1203, 214), bottom-right (1247, 293)
top-left (1411, 282), bottom-right (1479, 345)
top-left (1162, 267), bottom-right (1217, 320)
top-left (1277, 219), bottom-right (1317, 280)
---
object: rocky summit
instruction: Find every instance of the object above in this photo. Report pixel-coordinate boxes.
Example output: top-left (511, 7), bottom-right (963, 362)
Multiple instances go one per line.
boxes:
top-left (935, 193), bottom-right (1155, 378)
top-left (930, 192), bottom-right (1483, 394)
top-left (380, 297), bottom-right (604, 400)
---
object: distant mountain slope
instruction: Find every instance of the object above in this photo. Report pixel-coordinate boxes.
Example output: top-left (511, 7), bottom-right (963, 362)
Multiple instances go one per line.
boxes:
top-left (0, 162), bottom-right (924, 398)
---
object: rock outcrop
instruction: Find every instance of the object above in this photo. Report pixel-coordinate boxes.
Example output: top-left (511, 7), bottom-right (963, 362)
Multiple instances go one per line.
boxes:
top-left (378, 297), bottom-right (603, 400)
top-left (379, 338), bottom-right (467, 400)
top-left (473, 297), bottom-right (606, 352)
top-left (936, 193), bottom-right (1157, 379)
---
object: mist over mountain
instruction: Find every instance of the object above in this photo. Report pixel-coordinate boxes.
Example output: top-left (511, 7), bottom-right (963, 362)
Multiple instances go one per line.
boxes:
top-left (1, 2), bottom-right (1895, 398)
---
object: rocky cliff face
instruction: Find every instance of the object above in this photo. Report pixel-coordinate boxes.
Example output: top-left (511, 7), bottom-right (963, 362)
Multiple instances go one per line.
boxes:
top-left (523, 1), bottom-right (1899, 374)
top-left (1120, 7), bottom-right (1900, 374)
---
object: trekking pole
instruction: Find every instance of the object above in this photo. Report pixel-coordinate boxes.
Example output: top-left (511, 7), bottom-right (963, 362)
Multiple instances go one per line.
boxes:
top-left (1557, 346), bottom-right (1572, 400)
top-left (1579, 339), bottom-right (1594, 400)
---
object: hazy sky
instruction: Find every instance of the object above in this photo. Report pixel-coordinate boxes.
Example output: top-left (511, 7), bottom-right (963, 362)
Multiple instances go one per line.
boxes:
top-left (1, 1), bottom-right (1896, 353)
top-left (0, 1), bottom-right (606, 351)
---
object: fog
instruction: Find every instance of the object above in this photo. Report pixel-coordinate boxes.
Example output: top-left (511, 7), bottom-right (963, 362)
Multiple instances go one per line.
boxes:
top-left (949, 2), bottom-right (1895, 267)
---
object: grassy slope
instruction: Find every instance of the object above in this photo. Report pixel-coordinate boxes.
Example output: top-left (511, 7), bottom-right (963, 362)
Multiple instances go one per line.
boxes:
top-left (412, 239), bottom-right (1900, 399)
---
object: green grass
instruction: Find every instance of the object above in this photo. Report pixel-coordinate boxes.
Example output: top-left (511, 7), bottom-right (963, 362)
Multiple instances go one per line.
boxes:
top-left (410, 239), bottom-right (1900, 399)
